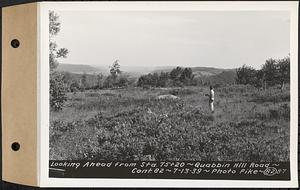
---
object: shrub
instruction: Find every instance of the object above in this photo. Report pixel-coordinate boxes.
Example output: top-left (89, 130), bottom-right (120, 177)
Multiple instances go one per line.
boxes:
top-left (50, 86), bottom-right (290, 162)
top-left (50, 71), bottom-right (67, 111)
top-left (85, 92), bottom-right (100, 97)
top-left (168, 88), bottom-right (196, 96)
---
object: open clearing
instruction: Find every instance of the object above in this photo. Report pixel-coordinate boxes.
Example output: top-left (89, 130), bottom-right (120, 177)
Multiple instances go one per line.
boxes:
top-left (50, 85), bottom-right (289, 161)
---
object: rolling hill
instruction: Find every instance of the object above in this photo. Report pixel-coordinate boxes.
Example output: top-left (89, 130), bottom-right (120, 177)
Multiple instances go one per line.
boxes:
top-left (153, 66), bottom-right (234, 76)
top-left (56, 63), bottom-right (237, 85)
top-left (57, 64), bottom-right (102, 74)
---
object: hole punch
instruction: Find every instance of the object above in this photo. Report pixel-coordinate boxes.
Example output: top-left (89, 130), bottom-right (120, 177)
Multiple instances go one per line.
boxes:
top-left (11, 39), bottom-right (20, 48)
top-left (11, 142), bottom-right (20, 151)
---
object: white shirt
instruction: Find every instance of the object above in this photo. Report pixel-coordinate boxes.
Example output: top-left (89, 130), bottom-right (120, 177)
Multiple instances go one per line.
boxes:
top-left (210, 89), bottom-right (214, 101)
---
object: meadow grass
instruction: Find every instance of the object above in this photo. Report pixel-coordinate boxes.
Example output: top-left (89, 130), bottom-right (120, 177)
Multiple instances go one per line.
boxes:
top-left (50, 85), bottom-right (290, 161)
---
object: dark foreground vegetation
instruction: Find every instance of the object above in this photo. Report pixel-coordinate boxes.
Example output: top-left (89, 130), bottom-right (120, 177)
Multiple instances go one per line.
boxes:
top-left (50, 85), bottom-right (290, 161)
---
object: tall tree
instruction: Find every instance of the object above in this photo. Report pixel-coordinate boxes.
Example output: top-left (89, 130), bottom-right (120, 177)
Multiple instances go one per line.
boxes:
top-left (180, 68), bottom-right (194, 85)
top-left (110, 60), bottom-right (121, 80)
top-left (254, 69), bottom-right (266, 90)
top-left (261, 58), bottom-right (277, 88)
top-left (235, 65), bottom-right (257, 85)
top-left (49, 11), bottom-right (69, 71)
top-left (277, 55), bottom-right (290, 90)
top-left (158, 72), bottom-right (169, 87)
top-left (97, 73), bottom-right (104, 89)
top-left (81, 73), bottom-right (88, 90)
top-left (49, 11), bottom-right (69, 111)
top-left (50, 72), bottom-right (67, 110)
top-left (170, 67), bottom-right (183, 81)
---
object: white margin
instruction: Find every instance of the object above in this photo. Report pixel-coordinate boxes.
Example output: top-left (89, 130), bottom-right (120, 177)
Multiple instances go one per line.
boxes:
top-left (38, 1), bottom-right (299, 188)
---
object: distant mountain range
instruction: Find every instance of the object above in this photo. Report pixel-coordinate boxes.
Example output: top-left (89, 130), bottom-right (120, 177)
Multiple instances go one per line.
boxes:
top-left (152, 66), bottom-right (234, 76)
top-left (57, 64), bottom-right (103, 74)
top-left (57, 63), bottom-right (237, 84)
top-left (146, 66), bottom-right (236, 84)
top-left (57, 64), bottom-right (155, 75)
top-left (58, 64), bottom-right (233, 75)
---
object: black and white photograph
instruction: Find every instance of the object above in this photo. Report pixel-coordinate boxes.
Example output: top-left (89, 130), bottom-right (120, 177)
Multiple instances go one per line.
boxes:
top-left (40, 1), bottom-right (298, 187)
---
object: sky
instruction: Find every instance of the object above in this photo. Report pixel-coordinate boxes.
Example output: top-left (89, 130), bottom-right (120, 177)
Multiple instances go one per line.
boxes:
top-left (54, 11), bottom-right (290, 69)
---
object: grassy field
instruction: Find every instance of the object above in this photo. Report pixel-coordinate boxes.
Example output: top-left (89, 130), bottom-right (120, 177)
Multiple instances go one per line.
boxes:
top-left (50, 85), bottom-right (290, 161)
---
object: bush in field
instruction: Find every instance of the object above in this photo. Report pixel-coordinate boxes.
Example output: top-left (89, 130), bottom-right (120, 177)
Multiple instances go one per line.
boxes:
top-left (168, 88), bottom-right (196, 96)
top-left (50, 86), bottom-right (290, 161)
top-left (69, 80), bottom-right (80, 93)
top-left (50, 71), bottom-right (67, 111)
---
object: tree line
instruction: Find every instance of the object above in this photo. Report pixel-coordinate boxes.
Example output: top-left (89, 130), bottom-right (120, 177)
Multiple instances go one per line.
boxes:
top-left (235, 56), bottom-right (290, 90)
top-left (49, 11), bottom-right (69, 111)
top-left (137, 67), bottom-right (194, 88)
top-left (61, 66), bottom-right (197, 92)
top-left (61, 61), bottom-right (135, 92)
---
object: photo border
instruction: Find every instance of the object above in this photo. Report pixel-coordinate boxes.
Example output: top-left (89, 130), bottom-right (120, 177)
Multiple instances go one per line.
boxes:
top-left (38, 1), bottom-right (298, 188)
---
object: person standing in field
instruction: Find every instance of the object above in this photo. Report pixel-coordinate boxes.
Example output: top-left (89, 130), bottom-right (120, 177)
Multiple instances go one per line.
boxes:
top-left (206, 86), bottom-right (215, 113)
